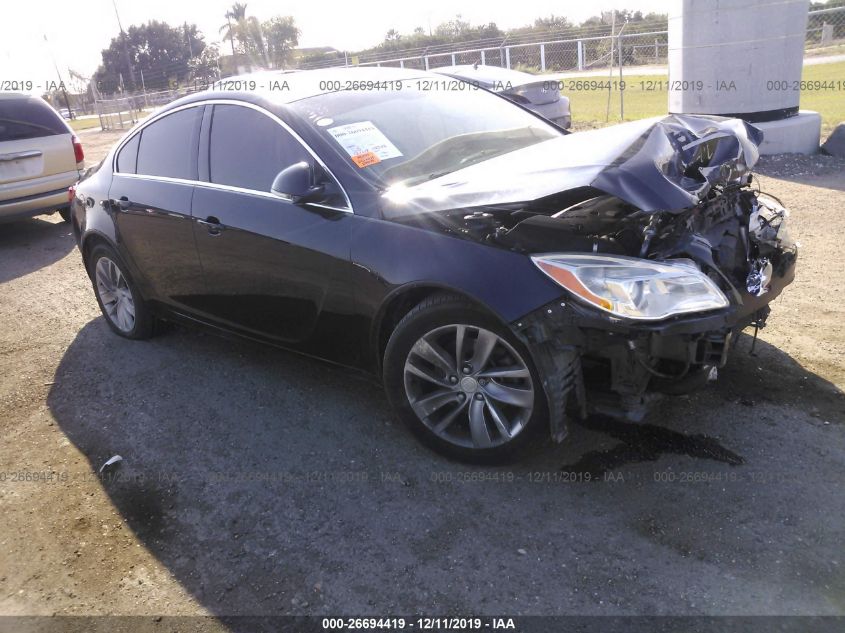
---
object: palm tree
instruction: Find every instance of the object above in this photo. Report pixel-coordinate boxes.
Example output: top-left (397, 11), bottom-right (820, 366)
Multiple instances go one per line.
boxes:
top-left (244, 16), bottom-right (269, 67)
top-left (219, 3), bottom-right (248, 57)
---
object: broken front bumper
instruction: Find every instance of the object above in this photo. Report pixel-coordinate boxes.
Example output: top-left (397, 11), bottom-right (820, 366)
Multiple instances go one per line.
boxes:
top-left (513, 254), bottom-right (796, 443)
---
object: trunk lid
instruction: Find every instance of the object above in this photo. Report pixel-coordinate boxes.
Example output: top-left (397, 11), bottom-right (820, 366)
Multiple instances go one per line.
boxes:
top-left (0, 134), bottom-right (76, 185)
top-left (0, 94), bottom-right (77, 188)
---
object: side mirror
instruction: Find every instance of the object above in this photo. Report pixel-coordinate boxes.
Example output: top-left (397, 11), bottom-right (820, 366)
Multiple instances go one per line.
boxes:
top-left (271, 161), bottom-right (325, 204)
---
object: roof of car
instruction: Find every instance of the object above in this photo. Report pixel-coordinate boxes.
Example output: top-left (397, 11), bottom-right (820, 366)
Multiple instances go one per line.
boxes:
top-left (432, 64), bottom-right (536, 87)
top-left (0, 92), bottom-right (36, 100)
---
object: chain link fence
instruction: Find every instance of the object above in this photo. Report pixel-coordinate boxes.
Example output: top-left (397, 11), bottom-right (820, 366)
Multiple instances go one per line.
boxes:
top-left (93, 86), bottom-right (206, 131)
top-left (806, 5), bottom-right (845, 48)
top-left (300, 6), bottom-right (844, 73)
top-left (86, 5), bottom-right (845, 131)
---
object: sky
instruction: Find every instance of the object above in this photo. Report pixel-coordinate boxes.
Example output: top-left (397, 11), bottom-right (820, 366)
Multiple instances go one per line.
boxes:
top-left (1, 0), bottom-right (672, 90)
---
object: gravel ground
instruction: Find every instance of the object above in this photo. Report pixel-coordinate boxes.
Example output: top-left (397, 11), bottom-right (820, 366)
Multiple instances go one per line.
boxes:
top-left (0, 128), bottom-right (843, 621)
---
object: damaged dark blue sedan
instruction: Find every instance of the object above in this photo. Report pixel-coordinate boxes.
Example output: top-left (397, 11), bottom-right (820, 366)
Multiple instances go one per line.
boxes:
top-left (70, 68), bottom-right (797, 461)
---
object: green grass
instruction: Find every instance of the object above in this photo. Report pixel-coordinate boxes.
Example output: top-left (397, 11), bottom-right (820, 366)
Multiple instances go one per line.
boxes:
top-left (568, 74), bottom-right (667, 129)
top-left (801, 61), bottom-right (845, 138)
top-left (569, 61), bottom-right (845, 139)
top-left (67, 109), bottom-right (154, 133)
top-left (67, 117), bottom-right (102, 132)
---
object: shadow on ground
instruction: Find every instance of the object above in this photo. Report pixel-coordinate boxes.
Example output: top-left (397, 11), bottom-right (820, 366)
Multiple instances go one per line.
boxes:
top-left (47, 320), bottom-right (845, 617)
top-left (0, 216), bottom-right (75, 284)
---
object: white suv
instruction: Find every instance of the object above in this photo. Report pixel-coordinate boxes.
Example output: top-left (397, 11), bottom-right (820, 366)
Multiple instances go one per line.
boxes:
top-left (0, 93), bottom-right (84, 223)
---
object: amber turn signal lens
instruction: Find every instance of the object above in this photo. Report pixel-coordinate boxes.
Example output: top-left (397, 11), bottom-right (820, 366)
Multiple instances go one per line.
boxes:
top-left (535, 261), bottom-right (613, 310)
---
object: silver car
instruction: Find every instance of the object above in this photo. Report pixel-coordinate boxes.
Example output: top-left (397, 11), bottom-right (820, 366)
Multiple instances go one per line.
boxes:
top-left (0, 93), bottom-right (84, 223)
top-left (432, 64), bottom-right (571, 129)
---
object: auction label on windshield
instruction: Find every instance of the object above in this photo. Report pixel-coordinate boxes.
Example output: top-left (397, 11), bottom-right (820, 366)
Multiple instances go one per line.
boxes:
top-left (327, 121), bottom-right (403, 167)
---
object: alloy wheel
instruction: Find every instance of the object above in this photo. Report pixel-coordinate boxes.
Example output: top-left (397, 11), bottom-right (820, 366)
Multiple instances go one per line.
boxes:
top-left (403, 324), bottom-right (535, 449)
top-left (95, 257), bottom-right (136, 333)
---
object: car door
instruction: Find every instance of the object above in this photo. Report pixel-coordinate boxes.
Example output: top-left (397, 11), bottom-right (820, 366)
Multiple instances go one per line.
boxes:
top-left (109, 105), bottom-right (207, 310)
top-left (190, 102), bottom-right (356, 356)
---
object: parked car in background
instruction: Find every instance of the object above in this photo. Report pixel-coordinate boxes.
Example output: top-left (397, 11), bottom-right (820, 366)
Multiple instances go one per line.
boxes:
top-left (432, 64), bottom-right (571, 129)
top-left (71, 68), bottom-right (795, 462)
top-left (59, 107), bottom-right (76, 120)
top-left (0, 93), bottom-right (84, 222)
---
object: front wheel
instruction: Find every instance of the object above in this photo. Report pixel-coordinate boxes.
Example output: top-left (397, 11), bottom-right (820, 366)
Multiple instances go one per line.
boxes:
top-left (383, 294), bottom-right (548, 463)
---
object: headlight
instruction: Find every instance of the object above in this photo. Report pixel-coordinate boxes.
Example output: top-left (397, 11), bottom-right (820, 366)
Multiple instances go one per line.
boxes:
top-left (531, 254), bottom-right (729, 320)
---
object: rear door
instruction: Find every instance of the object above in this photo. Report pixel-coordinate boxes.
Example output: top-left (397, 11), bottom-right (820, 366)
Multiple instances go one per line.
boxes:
top-left (0, 96), bottom-right (78, 200)
top-left (109, 105), bottom-right (206, 310)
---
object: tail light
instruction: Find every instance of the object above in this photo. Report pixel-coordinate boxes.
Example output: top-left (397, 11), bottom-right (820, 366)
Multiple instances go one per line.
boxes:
top-left (72, 135), bottom-right (84, 164)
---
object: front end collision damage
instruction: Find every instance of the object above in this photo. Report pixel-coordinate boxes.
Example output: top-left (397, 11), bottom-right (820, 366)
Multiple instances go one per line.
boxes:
top-left (383, 114), bottom-right (798, 442)
top-left (512, 295), bottom-right (778, 443)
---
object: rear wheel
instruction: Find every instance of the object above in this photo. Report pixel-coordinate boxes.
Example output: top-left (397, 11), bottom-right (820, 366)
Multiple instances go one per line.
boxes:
top-left (383, 294), bottom-right (547, 462)
top-left (87, 244), bottom-right (153, 340)
top-left (58, 206), bottom-right (71, 223)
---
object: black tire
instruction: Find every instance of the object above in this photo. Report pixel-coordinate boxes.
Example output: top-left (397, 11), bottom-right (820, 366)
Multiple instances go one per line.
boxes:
top-left (58, 206), bottom-right (71, 223)
top-left (87, 244), bottom-right (154, 340)
top-left (383, 293), bottom-right (548, 463)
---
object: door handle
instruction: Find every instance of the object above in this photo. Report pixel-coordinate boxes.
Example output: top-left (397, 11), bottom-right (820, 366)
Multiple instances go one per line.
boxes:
top-left (197, 215), bottom-right (224, 236)
top-left (109, 196), bottom-right (131, 211)
top-left (0, 150), bottom-right (42, 162)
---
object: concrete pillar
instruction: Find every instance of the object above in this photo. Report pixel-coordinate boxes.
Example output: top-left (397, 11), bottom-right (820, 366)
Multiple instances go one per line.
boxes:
top-left (668, 0), bottom-right (820, 154)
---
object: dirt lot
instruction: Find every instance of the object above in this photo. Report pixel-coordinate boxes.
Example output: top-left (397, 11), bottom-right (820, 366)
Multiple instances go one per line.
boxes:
top-left (1, 127), bottom-right (844, 623)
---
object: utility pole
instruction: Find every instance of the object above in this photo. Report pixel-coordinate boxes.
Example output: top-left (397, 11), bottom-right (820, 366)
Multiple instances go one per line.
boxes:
top-left (618, 22), bottom-right (627, 121)
top-left (226, 13), bottom-right (238, 75)
top-left (184, 23), bottom-right (194, 58)
top-left (111, 0), bottom-right (136, 91)
top-left (140, 69), bottom-right (148, 109)
top-left (43, 34), bottom-right (72, 118)
top-left (605, 11), bottom-right (615, 123)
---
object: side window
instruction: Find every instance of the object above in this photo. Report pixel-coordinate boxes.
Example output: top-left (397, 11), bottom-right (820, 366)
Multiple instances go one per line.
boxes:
top-left (136, 108), bottom-right (201, 180)
top-left (116, 133), bottom-right (140, 174)
top-left (208, 105), bottom-right (311, 192)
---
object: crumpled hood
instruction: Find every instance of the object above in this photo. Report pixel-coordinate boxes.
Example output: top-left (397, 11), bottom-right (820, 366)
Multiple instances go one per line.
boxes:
top-left (381, 114), bottom-right (763, 217)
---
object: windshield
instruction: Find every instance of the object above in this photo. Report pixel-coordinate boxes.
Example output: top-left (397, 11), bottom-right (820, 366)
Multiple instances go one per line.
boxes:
top-left (289, 81), bottom-right (560, 188)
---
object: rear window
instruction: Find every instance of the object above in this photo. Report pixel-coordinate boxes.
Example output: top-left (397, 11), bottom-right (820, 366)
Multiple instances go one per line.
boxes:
top-left (0, 97), bottom-right (68, 142)
top-left (135, 107), bottom-right (201, 180)
top-left (116, 133), bottom-right (140, 174)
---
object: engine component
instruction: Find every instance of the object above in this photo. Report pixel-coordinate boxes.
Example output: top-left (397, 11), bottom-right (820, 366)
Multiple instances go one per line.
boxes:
top-left (746, 257), bottom-right (773, 296)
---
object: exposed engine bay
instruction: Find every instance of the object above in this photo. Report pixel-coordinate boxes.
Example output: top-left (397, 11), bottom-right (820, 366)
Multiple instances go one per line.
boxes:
top-left (415, 184), bottom-right (797, 439)
top-left (417, 182), bottom-right (796, 303)
top-left (389, 114), bottom-right (798, 440)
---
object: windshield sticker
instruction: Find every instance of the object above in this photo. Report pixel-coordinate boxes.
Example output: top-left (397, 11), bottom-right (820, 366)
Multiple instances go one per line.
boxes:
top-left (351, 151), bottom-right (381, 168)
top-left (327, 121), bottom-right (402, 167)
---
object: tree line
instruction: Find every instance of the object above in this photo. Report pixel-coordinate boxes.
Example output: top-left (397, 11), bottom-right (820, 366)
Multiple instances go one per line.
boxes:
top-left (90, 1), bottom-right (844, 96)
top-left (93, 3), bottom-right (299, 95)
